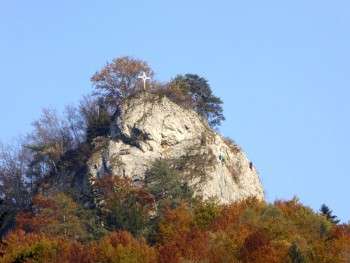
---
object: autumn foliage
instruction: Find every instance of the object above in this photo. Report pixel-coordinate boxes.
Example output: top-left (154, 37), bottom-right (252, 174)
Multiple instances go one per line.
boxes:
top-left (0, 56), bottom-right (349, 262)
top-left (0, 195), bottom-right (349, 263)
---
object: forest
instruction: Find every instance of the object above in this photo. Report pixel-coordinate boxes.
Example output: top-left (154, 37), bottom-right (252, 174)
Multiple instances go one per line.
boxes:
top-left (0, 57), bottom-right (349, 263)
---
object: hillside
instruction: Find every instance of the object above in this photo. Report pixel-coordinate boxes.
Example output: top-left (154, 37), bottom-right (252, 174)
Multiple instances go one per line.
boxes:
top-left (0, 57), bottom-right (349, 263)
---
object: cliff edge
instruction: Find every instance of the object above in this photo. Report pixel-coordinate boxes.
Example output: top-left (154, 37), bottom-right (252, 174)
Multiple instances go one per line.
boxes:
top-left (87, 93), bottom-right (264, 203)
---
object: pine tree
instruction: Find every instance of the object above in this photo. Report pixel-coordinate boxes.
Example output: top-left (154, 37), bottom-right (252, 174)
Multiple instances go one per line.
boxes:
top-left (169, 74), bottom-right (225, 128)
top-left (320, 204), bottom-right (340, 224)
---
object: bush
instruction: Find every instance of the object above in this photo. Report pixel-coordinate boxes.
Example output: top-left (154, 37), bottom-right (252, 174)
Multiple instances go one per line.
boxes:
top-left (16, 193), bottom-right (104, 242)
top-left (94, 176), bottom-right (154, 237)
top-left (145, 159), bottom-right (193, 209)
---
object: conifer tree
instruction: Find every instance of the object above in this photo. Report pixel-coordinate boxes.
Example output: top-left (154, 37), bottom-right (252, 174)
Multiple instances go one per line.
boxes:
top-left (320, 204), bottom-right (340, 224)
top-left (169, 74), bottom-right (225, 128)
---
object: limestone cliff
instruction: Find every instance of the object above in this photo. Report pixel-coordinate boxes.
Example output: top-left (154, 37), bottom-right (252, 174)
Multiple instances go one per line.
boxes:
top-left (87, 93), bottom-right (264, 203)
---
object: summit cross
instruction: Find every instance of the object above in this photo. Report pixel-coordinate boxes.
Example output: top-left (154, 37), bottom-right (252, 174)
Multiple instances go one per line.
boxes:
top-left (138, 71), bottom-right (151, 90)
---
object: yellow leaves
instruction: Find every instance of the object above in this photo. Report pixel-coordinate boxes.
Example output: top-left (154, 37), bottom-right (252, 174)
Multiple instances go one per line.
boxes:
top-left (193, 200), bottom-right (221, 229)
top-left (0, 231), bottom-right (61, 263)
top-left (88, 231), bottom-right (157, 263)
top-left (16, 193), bottom-right (89, 241)
top-left (158, 203), bottom-right (193, 244)
top-left (0, 231), bottom-right (157, 263)
top-left (3, 197), bottom-right (350, 262)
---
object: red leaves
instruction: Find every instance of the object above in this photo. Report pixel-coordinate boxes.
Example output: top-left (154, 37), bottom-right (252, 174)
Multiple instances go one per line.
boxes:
top-left (105, 231), bottom-right (135, 247)
top-left (15, 193), bottom-right (89, 241)
top-left (3, 197), bottom-right (350, 262)
top-left (239, 230), bottom-right (276, 263)
top-left (157, 203), bottom-right (210, 263)
top-left (16, 194), bottom-right (58, 233)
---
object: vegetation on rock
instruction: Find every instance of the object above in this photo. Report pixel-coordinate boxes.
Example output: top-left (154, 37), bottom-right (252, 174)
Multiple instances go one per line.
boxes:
top-left (0, 56), bottom-right (348, 262)
top-left (168, 74), bottom-right (225, 128)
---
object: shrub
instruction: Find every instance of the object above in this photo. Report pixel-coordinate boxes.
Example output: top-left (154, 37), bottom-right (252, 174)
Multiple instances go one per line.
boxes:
top-left (94, 176), bottom-right (154, 237)
top-left (16, 193), bottom-right (103, 242)
top-left (145, 159), bottom-right (193, 209)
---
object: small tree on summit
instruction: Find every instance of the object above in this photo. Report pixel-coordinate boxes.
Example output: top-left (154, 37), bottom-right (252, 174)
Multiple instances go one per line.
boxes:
top-left (169, 74), bottom-right (225, 128)
top-left (91, 56), bottom-right (154, 107)
top-left (92, 57), bottom-right (224, 128)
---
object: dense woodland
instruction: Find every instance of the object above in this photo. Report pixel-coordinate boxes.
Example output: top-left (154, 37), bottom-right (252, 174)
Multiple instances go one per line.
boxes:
top-left (0, 57), bottom-right (349, 262)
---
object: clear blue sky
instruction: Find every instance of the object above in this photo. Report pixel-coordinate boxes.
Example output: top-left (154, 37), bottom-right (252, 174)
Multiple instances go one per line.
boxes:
top-left (1, 1), bottom-right (349, 221)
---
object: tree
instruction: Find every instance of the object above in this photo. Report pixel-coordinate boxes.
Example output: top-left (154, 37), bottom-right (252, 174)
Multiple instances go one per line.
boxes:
top-left (0, 143), bottom-right (30, 208)
top-left (169, 74), bottom-right (225, 127)
top-left (239, 230), bottom-right (280, 263)
top-left (79, 96), bottom-right (112, 142)
top-left (193, 200), bottom-right (221, 229)
top-left (25, 108), bottom-right (85, 185)
top-left (0, 230), bottom-right (64, 263)
top-left (320, 204), bottom-right (340, 224)
top-left (145, 159), bottom-right (193, 209)
top-left (91, 56), bottom-right (154, 107)
top-left (94, 176), bottom-right (154, 237)
top-left (288, 242), bottom-right (306, 263)
top-left (0, 143), bottom-right (31, 237)
top-left (0, 199), bottom-right (18, 239)
top-left (93, 231), bottom-right (157, 263)
top-left (16, 193), bottom-right (104, 241)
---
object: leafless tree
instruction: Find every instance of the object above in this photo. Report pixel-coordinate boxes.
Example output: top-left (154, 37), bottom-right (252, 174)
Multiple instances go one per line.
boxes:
top-left (0, 142), bottom-right (30, 208)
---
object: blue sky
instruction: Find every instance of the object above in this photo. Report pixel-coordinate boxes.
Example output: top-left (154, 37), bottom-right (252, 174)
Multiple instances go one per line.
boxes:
top-left (1, 1), bottom-right (349, 221)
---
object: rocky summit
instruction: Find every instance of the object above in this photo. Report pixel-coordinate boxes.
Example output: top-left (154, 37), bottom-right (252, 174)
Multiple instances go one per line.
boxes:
top-left (87, 93), bottom-right (264, 203)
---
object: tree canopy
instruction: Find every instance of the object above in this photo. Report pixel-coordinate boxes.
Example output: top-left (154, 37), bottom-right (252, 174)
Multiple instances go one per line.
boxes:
top-left (320, 204), bottom-right (340, 224)
top-left (169, 74), bottom-right (225, 128)
top-left (2, 55), bottom-right (348, 262)
top-left (91, 56), bottom-right (154, 106)
top-left (91, 57), bottom-right (225, 128)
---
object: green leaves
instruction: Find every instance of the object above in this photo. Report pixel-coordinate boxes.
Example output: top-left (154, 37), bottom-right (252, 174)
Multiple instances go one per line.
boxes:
top-left (288, 242), bottom-right (306, 263)
top-left (145, 159), bottom-right (193, 209)
top-left (169, 74), bottom-right (225, 128)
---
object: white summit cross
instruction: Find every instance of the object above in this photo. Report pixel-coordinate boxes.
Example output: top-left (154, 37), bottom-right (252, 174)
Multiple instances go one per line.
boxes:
top-left (138, 71), bottom-right (151, 90)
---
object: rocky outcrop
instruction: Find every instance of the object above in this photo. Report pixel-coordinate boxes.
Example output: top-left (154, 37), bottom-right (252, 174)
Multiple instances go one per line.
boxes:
top-left (87, 93), bottom-right (264, 203)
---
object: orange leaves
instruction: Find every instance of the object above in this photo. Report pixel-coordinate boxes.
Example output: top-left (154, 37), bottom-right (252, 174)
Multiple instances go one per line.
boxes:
top-left (211, 197), bottom-right (264, 232)
top-left (92, 231), bottom-right (157, 263)
top-left (158, 203), bottom-right (193, 244)
top-left (91, 56), bottom-right (153, 99)
top-left (3, 197), bottom-right (350, 262)
top-left (157, 203), bottom-right (210, 263)
top-left (157, 228), bottom-right (209, 263)
top-left (0, 230), bottom-right (62, 263)
top-left (0, 231), bottom-right (156, 263)
top-left (16, 194), bottom-right (59, 234)
top-left (239, 230), bottom-right (285, 263)
top-left (15, 193), bottom-right (89, 241)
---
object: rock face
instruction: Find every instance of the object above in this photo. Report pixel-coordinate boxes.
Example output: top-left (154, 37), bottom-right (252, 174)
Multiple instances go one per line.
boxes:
top-left (88, 93), bottom-right (264, 203)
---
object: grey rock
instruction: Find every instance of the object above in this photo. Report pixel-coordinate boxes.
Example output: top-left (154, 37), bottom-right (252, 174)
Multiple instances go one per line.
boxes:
top-left (87, 93), bottom-right (264, 203)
